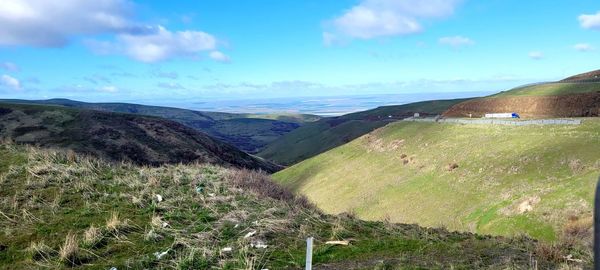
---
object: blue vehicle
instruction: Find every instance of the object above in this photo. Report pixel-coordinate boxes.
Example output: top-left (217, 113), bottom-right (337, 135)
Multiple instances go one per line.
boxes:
top-left (511, 113), bottom-right (520, 118)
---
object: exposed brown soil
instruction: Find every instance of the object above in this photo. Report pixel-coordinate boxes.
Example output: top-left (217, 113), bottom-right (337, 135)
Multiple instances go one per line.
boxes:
top-left (561, 69), bottom-right (600, 82)
top-left (443, 92), bottom-right (600, 118)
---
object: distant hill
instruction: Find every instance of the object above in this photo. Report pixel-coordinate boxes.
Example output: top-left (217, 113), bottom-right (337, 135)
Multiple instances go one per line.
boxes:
top-left (444, 71), bottom-right (600, 118)
top-left (0, 143), bottom-right (585, 269)
top-left (0, 99), bottom-right (321, 153)
top-left (258, 99), bottom-right (470, 165)
top-left (0, 103), bottom-right (280, 172)
top-left (274, 119), bottom-right (600, 242)
top-left (561, 69), bottom-right (600, 82)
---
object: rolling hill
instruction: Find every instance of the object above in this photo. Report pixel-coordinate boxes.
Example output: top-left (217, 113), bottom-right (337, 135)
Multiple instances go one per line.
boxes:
top-left (258, 99), bottom-right (470, 165)
top-left (560, 69), bottom-right (600, 82)
top-left (0, 103), bottom-right (279, 172)
top-left (444, 71), bottom-right (600, 118)
top-left (0, 99), bottom-right (320, 154)
top-left (274, 119), bottom-right (600, 242)
top-left (0, 143), bottom-right (587, 269)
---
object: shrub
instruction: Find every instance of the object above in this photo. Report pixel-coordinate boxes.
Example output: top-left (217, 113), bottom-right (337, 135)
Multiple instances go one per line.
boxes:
top-left (227, 169), bottom-right (314, 209)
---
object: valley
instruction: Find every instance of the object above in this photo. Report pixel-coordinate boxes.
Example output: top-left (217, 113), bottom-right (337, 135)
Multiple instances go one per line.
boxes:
top-left (0, 99), bottom-right (320, 154)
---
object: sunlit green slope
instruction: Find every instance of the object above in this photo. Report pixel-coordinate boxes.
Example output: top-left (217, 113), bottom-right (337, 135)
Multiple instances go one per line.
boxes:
top-left (274, 119), bottom-right (600, 241)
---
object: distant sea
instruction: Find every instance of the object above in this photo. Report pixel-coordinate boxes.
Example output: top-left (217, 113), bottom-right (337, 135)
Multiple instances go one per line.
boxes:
top-left (162, 91), bottom-right (493, 116)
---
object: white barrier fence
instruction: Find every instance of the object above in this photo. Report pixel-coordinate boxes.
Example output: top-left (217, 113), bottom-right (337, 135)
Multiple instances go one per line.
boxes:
top-left (403, 117), bottom-right (582, 126)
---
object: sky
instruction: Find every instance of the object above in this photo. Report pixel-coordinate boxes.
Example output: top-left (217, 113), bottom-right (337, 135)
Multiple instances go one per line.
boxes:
top-left (1, 0), bottom-right (600, 103)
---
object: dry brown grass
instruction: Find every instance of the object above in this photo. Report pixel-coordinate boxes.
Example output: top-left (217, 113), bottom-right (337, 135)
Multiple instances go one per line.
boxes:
top-left (106, 212), bottom-right (129, 234)
top-left (29, 241), bottom-right (55, 261)
top-left (535, 242), bottom-right (565, 263)
top-left (563, 216), bottom-right (592, 240)
top-left (83, 225), bottom-right (103, 247)
top-left (227, 169), bottom-right (314, 209)
top-left (58, 232), bottom-right (81, 265)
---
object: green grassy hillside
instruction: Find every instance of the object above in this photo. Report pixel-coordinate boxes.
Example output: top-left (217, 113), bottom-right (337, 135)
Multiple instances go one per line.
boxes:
top-left (274, 119), bottom-right (600, 242)
top-left (259, 99), bottom-right (469, 165)
top-left (492, 82), bottom-right (600, 97)
top-left (0, 103), bottom-right (279, 172)
top-left (0, 144), bottom-right (586, 269)
top-left (0, 99), bottom-right (320, 153)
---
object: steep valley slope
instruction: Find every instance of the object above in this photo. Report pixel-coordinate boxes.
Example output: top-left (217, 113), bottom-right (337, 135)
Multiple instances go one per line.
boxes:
top-left (259, 99), bottom-right (470, 165)
top-left (0, 99), bottom-right (320, 154)
top-left (0, 103), bottom-right (279, 172)
top-left (0, 144), bottom-right (589, 269)
top-left (274, 119), bottom-right (600, 241)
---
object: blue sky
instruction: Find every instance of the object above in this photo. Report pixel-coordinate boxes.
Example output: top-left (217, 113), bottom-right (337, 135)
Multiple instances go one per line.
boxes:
top-left (1, 0), bottom-right (600, 103)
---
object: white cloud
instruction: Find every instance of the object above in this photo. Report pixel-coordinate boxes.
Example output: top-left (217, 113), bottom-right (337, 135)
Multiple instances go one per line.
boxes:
top-left (439, 36), bottom-right (474, 47)
top-left (99, 85), bottom-right (118, 93)
top-left (579, 11), bottom-right (600, 30)
top-left (325, 0), bottom-right (461, 41)
top-left (90, 26), bottom-right (219, 63)
top-left (0, 1), bottom-right (224, 63)
top-left (0, 0), bottom-right (138, 47)
top-left (528, 51), bottom-right (544, 60)
top-left (209, 51), bottom-right (231, 63)
top-left (157, 82), bottom-right (186, 90)
top-left (574, 43), bottom-right (594, 52)
top-left (1, 74), bottom-right (21, 90)
top-left (0, 62), bottom-right (20, 72)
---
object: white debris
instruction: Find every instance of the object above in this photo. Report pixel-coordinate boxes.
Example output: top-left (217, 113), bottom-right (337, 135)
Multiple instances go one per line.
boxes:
top-left (161, 222), bottom-right (169, 228)
top-left (208, 193), bottom-right (216, 197)
top-left (234, 224), bottom-right (240, 228)
top-left (109, 267), bottom-right (117, 270)
top-left (155, 194), bottom-right (163, 202)
top-left (154, 250), bottom-right (169, 259)
top-left (244, 230), bottom-right (256, 239)
top-left (251, 240), bottom-right (268, 249)
top-left (325, 240), bottom-right (350, 246)
top-left (221, 247), bottom-right (233, 252)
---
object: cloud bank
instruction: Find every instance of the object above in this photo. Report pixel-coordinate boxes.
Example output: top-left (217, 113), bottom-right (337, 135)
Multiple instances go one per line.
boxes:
top-left (325, 0), bottom-right (461, 43)
top-left (0, 0), bottom-right (227, 63)
top-left (1, 74), bottom-right (21, 90)
top-left (579, 11), bottom-right (600, 30)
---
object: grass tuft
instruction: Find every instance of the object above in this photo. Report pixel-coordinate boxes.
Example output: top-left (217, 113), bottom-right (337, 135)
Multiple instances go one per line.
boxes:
top-left (58, 232), bottom-right (82, 265)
